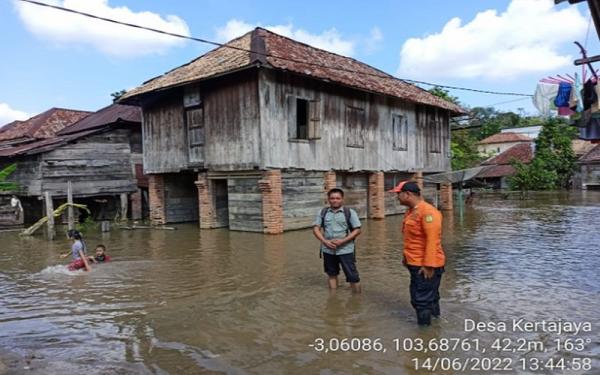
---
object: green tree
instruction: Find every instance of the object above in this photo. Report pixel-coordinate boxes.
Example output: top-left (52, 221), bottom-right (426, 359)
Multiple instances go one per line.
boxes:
top-left (0, 164), bottom-right (19, 191)
top-left (428, 86), bottom-right (460, 105)
top-left (509, 118), bottom-right (576, 191)
top-left (451, 129), bottom-right (484, 170)
top-left (111, 89), bottom-right (127, 102)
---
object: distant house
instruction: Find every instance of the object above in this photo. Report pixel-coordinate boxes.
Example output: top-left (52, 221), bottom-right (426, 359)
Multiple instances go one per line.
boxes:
top-left (477, 143), bottom-right (534, 189)
top-left (501, 126), bottom-right (542, 140)
top-left (576, 144), bottom-right (600, 190)
top-left (120, 27), bottom-right (463, 233)
top-left (0, 108), bottom-right (91, 148)
top-left (477, 132), bottom-right (532, 157)
top-left (0, 104), bottom-right (146, 225)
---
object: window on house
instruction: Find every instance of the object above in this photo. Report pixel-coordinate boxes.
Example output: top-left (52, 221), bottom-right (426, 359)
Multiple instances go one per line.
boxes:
top-left (427, 113), bottom-right (442, 154)
top-left (296, 98), bottom-right (308, 139)
top-left (392, 114), bottom-right (407, 151)
top-left (346, 106), bottom-right (365, 148)
top-left (288, 96), bottom-right (321, 140)
top-left (497, 147), bottom-right (501, 153)
top-left (186, 106), bottom-right (204, 147)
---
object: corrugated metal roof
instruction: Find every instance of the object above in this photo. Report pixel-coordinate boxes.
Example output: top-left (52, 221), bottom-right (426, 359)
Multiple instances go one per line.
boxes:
top-left (58, 103), bottom-right (141, 135)
top-left (478, 132), bottom-right (533, 145)
top-left (120, 28), bottom-right (464, 114)
top-left (0, 130), bottom-right (98, 158)
top-left (0, 108), bottom-right (91, 143)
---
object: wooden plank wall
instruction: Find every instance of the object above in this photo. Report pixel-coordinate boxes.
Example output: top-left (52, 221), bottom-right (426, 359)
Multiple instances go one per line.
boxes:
top-left (164, 173), bottom-right (199, 223)
top-left (282, 170), bottom-right (325, 230)
top-left (227, 177), bottom-right (263, 232)
top-left (384, 172), bottom-right (412, 215)
top-left (203, 72), bottom-right (261, 171)
top-left (336, 172), bottom-right (368, 219)
top-left (213, 179), bottom-right (229, 228)
top-left (40, 129), bottom-right (136, 197)
top-left (142, 96), bottom-right (188, 173)
top-left (259, 69), bottom-right (451, 173)
top-left (582, 164), bottom-right (600, 187)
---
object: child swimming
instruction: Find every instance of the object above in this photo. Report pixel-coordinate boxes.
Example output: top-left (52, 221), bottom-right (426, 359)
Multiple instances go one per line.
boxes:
top-left (88, 244), bottom-right (111, 263)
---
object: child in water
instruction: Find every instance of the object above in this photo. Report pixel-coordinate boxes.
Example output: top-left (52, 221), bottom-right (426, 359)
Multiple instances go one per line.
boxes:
top-left (60, 229), bottom-right (91, 271)
top-left (88, 244), bottom-right (111, 263)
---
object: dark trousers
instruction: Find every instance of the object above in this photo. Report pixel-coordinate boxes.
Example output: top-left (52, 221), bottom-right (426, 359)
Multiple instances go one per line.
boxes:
top-left (407, 266), bottom-right (444, 326)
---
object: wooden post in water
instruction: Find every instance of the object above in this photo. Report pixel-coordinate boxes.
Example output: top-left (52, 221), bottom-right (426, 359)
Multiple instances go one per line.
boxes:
top-left (44, 191), bottom-right (55, 240)
top-left (120, 193), bottom-right (128, 222)
top-left (67, 181), bottom-right (74, 231)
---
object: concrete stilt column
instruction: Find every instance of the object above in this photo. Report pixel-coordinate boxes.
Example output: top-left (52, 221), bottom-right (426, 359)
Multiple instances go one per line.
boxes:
top-left (259, 169), bottom-right (284, 234)
top-left (368, 171), bottom-right (385, 219)
top-left (413, 171), bottom-right (424, 191)
top-left (440, 183), bottom-right (453, 211)
top-left (148, 174), bottom-right (166, 225)
top-left (195, 172), bottom-right (217, 229)
top-left (131, 189), bottom-right (143, 220)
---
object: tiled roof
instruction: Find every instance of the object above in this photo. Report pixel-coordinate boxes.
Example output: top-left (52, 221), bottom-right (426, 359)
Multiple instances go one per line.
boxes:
top-left (0, 108), bottom-right (91, 143)
top-left (572, 139), bottom-right (596, 157)
top-left (477, 165), bottom-right (517, 178)
top-left (483, 143), bottom-right (534, 166)
top-left (58, 103), bottom-right (140, 135)
top-left (121, 28), bottom-right (464, 114)
top-left (478, 132), bottom-right (532, 145)
top-left (579, 144), bottom-right (600, 163)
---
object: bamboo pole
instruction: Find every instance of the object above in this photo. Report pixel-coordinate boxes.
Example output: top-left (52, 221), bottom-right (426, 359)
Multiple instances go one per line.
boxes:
top-left (44, 192), bottom-right (55, 240)
top-left (67, 181), bottom-right (74, 230)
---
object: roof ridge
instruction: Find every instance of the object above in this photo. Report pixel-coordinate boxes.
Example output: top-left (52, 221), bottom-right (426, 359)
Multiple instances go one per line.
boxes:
top-left (140, 30), bottom-right (254, 87)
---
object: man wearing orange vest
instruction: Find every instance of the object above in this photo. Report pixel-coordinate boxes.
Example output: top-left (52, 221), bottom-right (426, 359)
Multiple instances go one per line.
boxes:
top-left (390, 181), bottom-right (445, 326)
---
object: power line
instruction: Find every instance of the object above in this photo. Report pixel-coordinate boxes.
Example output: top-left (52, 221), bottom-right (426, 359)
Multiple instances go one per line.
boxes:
top-left (18, 0), bottom-right (533, 98)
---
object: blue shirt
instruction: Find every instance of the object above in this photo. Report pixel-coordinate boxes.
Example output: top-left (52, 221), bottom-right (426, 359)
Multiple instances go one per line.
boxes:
top-left (313, 207), bottom-right (361, 255)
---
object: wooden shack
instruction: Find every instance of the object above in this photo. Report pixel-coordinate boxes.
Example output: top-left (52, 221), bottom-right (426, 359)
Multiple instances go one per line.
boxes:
top-left (120, 27), bottom-right (464, 233)
top-left (0, 104), bottom-right (146, 225)
top-left (577, 144), bottom-right (600, 190)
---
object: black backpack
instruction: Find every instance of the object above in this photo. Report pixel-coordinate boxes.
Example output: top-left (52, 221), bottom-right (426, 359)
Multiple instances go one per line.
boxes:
top-left (318, 207), bottom-right (355, 258)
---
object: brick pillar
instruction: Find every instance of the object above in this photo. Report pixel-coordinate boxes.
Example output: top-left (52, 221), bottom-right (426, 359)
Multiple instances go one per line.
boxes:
top-left (323, 170), bottom-right (337, 205)
top-left (148, 174), bottom-right (166, 225)
top-left (413, 170), bottom-right (424, 191)
top-left (131, 189), bottom-right (143, 220)
top-left (324, 170), bottom-right (337, 192)
top-left (368, 171), bottom-right (385, 219)
top-left (259, 170), bottom-right (283, 234)
top-left (440, 183), bottom-right (453, 211)
top-left (195, 172), bottom-right (217, 229)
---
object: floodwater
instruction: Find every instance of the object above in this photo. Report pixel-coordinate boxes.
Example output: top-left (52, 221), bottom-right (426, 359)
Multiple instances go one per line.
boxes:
top-left (0, 192), bottom-right (599, 374)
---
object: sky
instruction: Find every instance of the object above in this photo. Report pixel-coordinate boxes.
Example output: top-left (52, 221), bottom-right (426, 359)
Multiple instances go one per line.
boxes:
top-left (0, 0), bottom-right (598, 126)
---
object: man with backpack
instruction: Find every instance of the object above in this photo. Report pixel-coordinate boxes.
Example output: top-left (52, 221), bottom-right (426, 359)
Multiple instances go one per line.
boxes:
top-left (313, 188), bottom-right (362, 293)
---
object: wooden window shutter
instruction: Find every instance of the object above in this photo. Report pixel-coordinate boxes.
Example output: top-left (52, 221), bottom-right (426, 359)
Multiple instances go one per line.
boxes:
top-left (287, 95), bottom-right (297, 139)
top-left (186, 108), bottom-right (204, 147)
top-left (308, 99), bottom-right (321, 139)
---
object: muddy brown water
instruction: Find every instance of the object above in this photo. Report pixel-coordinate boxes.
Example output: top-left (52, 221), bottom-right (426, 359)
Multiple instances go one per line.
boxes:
top-left (0, 192), bottom-right (599, 374)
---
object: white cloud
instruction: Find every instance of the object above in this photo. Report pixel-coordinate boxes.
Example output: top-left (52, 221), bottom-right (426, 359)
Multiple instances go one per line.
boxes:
top-left (398, 0), bottom-right (588, 80)
top-left (0, 103), bottom-right (29, 127)
top-left (216, 19), bottom-right (356, 56)
top-left (14, 0), bottom-right (190, 57)
top-left (361, 27), bottom-right (384, 55)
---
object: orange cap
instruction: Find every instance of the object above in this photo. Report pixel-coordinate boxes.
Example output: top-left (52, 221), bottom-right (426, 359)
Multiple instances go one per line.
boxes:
top-left (389, 180), bottom-right (420, 193)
